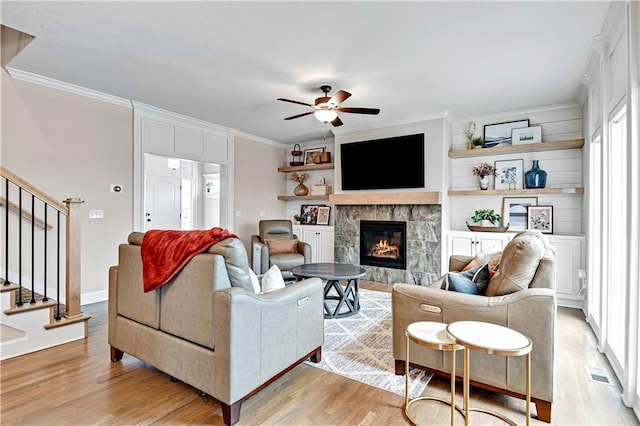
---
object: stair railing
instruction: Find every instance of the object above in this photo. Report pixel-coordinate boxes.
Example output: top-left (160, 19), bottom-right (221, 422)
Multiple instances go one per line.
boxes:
top-left (1, 166), bottom-right (83, 319)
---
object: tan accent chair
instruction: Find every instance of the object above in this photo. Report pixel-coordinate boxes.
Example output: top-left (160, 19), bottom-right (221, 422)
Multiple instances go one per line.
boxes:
top-left (392, 230), bottom-right (556, 423)
top-left (109, 232), bottom-right (324, 425)
top-left (251, 220), bottom-right (311, 275)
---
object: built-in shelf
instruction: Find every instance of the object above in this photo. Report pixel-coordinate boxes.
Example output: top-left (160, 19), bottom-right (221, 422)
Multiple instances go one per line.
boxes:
top-left (448, 187), bottom-right (584, 196)
top-left (277, 163), bottom-right (334, 172)
top-left (448, 139), bottom-right (584, 158)
top-left (277, 195), bottom-right (330, 201)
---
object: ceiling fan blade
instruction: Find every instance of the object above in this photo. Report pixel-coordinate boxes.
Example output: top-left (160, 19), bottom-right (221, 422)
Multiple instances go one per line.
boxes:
top-left (331, 116), bottom-right (344, 127)
top-left (284, 111), bottom-right (314, 120)
top-left (277, 98), bottom-right (313, 107)
top-left (336, 107), bottom-right (380, 115)
top-left (329, 90), bottom-right (351, 106)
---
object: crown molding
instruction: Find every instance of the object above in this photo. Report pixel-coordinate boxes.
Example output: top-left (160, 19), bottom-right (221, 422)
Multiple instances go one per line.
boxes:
top-left (450, 102), bottom-right (581, 125)
top-left (229, 129), bottom-right (286, 149)
top-left (333, 111), bottom-right (448, 139)
top-left (6, 67), bottom-right (132, 108)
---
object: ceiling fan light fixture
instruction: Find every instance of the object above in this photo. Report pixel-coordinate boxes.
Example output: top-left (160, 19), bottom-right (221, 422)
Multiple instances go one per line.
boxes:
top-left (314, 109), bottom-right (338, 123)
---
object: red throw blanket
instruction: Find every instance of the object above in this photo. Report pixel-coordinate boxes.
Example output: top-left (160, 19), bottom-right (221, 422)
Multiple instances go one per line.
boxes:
top-left (141, 227), bottom-right (238, 292)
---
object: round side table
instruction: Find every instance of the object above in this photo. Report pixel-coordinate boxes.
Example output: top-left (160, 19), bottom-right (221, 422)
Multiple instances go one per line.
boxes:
top-left (446, 320), bottom-right (532, 426)
top-left (405, 321), bottom-right (464, 426)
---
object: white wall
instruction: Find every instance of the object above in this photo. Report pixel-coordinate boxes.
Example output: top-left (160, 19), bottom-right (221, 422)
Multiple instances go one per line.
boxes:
top-left (1, 70), bottom-right (133, 303)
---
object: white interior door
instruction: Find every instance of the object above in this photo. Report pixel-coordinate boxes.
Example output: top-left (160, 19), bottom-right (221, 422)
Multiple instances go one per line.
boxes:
top-left (145, 175), bottom-right (181, 230)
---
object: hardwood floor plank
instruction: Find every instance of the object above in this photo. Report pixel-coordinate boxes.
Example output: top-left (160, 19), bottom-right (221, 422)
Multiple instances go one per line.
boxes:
top-left (1, 286), bottom-right (637, 425)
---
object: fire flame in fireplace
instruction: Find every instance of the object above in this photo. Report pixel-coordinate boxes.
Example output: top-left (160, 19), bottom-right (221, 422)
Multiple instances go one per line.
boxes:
top-left (370, 239), bottom-right (400, 259)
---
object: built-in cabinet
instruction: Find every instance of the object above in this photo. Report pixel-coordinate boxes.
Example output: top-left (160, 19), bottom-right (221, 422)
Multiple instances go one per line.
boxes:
top-left (293, 225), bottom-right (334, 263)
top-left (446, 231), bottom-right (584, 308)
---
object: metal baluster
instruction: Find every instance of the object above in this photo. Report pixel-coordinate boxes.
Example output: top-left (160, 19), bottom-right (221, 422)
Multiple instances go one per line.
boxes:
top-left (43, 203), bottom-right (48, 302)
top-left (30, 194), bottom-right (35, 304)
top-left (4, 178), bottom-right (9, 286)
top-left (16, 187), bottom-right (23, 307)
top-left (55, 211), bottom-right (61, 321)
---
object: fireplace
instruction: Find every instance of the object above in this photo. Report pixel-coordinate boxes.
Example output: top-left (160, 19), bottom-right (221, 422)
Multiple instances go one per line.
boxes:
top-left (360, 220), bottom-right (406, 270)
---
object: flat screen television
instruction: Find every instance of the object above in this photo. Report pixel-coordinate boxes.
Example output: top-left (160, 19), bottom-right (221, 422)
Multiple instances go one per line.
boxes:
top-left (340, 133), bottom-right (425, 190)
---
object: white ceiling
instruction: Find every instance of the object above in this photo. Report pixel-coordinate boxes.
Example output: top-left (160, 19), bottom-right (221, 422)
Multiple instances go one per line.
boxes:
top-left (1, 1), bottom-right (610, 144)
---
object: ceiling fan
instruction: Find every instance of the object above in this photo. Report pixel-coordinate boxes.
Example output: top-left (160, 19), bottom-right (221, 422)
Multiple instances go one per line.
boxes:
top-left (277, 85), bottom-right (380, 127)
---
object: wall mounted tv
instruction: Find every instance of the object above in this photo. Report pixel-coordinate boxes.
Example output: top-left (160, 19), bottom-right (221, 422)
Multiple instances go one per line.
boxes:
top-left (340, 133), bottom-right (425, 190)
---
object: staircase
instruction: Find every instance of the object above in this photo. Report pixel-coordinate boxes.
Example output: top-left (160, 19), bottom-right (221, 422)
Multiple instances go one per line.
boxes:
top-left (1, 167), bottom-right (90, 360)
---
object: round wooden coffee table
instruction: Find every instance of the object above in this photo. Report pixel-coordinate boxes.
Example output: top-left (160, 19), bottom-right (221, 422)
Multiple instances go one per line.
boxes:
top-left (292, 263), bottom-right (366, 318)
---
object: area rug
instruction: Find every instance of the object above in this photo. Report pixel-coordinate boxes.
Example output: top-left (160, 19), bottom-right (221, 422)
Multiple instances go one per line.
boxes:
top-left (305, 288), bottom-right (432, 398)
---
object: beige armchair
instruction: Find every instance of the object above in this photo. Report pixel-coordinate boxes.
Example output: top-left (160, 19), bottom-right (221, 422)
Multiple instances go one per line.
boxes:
top-left (392, 230), bottom-right (557, 423)
top-left (251, 220), bottom-right (311, 276)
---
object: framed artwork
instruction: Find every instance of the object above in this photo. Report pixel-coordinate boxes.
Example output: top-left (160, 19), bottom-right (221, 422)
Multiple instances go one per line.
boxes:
top-left (528, 205), bottom-right (553, 234)
top-left (300, 205), bottom-right (319, 225)
top-left (317, 206), bottom-right (331, 225)
top-left (483, 119), bottom-right (530, 147)
top-left (502, 197), bottom-right (538, 231)
top-left (303, 148), bottom-right (324, 165)
top-left (512, 126), bottom-right (542, 145)
top-left (494, 159), bottom-right (524, 190)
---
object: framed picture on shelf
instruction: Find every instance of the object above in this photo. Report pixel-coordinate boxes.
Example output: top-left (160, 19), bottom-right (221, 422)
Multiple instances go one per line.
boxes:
top-left (512, 126), bottom-right (542, 145)
top-left (494, 159), bottom-right (524, 190)
top-left (483, 119), bottom-right (530, 148)
top-left (317, 206), bottom-right (331, 225)
top-left (300, 205), bottom-right (319, 225)
top-left (527, 205), bottom-right (553, 233)
top-left (303, 148), bottom-right (324, 165)
top-left (502, 197), bottom-right (538, 231)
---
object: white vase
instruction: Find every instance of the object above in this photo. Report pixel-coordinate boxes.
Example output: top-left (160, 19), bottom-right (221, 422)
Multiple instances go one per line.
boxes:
top-left (479, 175), bottom-right (489, 190)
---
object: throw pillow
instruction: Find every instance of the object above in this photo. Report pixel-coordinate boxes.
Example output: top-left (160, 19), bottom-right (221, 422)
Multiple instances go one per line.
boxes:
top-left (261, 264), bottom-right (286, 294)
top-left (443, 263), bottom-right (490, 295)
top-left (266, 239), bottom-right (298, 254)
top-left (248, 268), bottom-right (261, 294)
top-left (475, 247), bottom-right (502, 274)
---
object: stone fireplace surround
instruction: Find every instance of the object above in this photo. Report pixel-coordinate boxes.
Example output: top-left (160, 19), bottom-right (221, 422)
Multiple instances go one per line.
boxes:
top-left (334, 203), bottom-right (441, 286)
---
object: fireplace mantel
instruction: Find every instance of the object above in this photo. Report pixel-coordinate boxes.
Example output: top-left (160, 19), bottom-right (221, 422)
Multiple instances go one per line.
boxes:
top-left (329, 191), bottom-right (441, 206)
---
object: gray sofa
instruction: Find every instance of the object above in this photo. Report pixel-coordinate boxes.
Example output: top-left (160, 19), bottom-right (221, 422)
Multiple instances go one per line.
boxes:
top-left (109, 232), bottom-right (324, 425)
top-left (392, 230), bottom-right (557, 422)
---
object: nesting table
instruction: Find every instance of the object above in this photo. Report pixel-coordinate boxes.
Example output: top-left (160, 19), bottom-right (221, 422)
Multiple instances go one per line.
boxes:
top-left (291, 263), bottom-right (366, 318)
top-left (405, 320), bottom-right (532, 426)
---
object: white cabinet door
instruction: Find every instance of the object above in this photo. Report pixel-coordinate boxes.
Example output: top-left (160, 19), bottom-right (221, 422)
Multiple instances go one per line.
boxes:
top-left (299, 225), bottom-right (335, 263)
top-left (547, 235), bottom-right (584, 309)
top-left (447, 231), bottom-right (511, 257)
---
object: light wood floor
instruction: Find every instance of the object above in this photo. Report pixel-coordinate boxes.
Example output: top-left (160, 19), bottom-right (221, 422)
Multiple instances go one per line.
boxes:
top-left (1, 281), bottom-right (638, 425)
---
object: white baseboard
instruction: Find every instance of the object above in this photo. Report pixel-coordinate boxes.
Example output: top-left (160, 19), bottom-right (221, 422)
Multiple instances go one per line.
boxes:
top-left (81, 290), bottom-right (108, 305)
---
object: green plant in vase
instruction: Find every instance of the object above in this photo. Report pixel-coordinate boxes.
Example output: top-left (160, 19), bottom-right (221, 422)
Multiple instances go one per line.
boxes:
top-left (472, 136), bottom-right (484, 148)
top-left (471, 209), bottom-right (502, 227)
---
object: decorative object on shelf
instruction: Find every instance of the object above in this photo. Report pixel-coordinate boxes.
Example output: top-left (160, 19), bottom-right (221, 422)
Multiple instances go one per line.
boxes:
top-left (494, 159), bottom-right (524, 190)
top-left (502, 197), bottom-right (538, 231)
top-left (293, 214), bottom-right (302, 225)
top-left (304, 147), bottom-right (324, 165)
top-left (483, 119), bottom-right (530, 148)
top-left (291, 172), bottom-right (310, 196)
top-left (466, 222), bottom-right (510, 233)
top-left (527, 205), bottom-right (553, 234)
top-left (290, 143), bottom-right (304, 166)
top-left (472, 136), bottom-right (484, 149)
top-left (471, 162), bottom-right (497, 190)
top-left (317, 206), bottom-right (331, 225)
top-left (319, 147), bottom-right (332, 163)
top-left (470, 209), bottom-right (502, 227)
top-left (524, 160), bottom-right (548, 189)
top-left (311, 177), bottom-right (331, 195)
top-left (300, 204), bottom-right (320, 225)
top-left (466, 122), bottom-right (477, 149)
top-left (512, 126), bottom-right (542, 145)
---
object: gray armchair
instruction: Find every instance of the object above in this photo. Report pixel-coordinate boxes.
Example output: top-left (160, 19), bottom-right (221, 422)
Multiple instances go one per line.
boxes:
top-left (392, 230), bottom-right (557, 423)
top-left (251, 220), bottom-right (311, 276)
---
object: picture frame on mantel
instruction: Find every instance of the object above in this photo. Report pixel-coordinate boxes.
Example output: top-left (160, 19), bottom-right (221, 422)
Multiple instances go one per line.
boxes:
top-left (483, 119), bottom-right (530, 148)
top-left (527, 205), bottom-right (553, 234)
top-left (503, 197), bottom-right (538, 231)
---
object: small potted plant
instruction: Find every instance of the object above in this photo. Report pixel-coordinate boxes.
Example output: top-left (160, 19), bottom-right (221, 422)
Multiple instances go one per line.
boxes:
top-left (472, 136), bottom-right (484, 149)
top-left (471, 209), bottom-right (502, 227)
top-left (472, 162), bottom-right (497, 190)
top-left (293, 214), bottom-right (303, 225)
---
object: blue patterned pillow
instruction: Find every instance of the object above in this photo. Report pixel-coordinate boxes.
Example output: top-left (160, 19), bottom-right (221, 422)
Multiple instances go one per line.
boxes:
top-left (444, 263), bottom-right (490, 295)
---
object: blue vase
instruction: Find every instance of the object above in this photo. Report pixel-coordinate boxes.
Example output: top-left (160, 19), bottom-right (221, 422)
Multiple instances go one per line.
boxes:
top-left (525, 160), bottom-right (547, 189)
